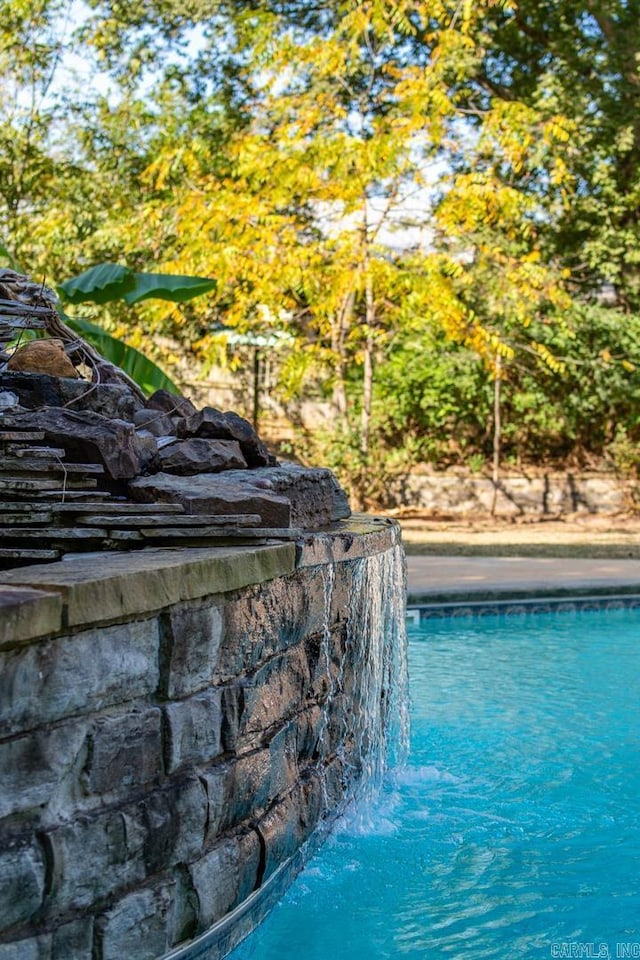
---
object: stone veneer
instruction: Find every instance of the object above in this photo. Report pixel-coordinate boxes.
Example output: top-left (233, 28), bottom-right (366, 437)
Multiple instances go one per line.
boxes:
top-left (0, 517), bottom-right (404, 960)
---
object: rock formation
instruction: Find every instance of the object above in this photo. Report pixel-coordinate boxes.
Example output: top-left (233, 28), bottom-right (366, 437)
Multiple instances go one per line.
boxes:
top-left (0, 375), bottom-right (351, 541)
top-left (0, 270), bottom-right (351, 571)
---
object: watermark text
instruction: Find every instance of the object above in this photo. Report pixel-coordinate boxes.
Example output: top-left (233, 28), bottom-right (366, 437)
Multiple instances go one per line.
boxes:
top-left (550, 945), bottom-right (640, 959)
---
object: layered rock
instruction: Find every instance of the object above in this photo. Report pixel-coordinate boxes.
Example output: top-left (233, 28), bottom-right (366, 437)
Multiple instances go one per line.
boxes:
top-left (5, 407), bottom-right (156, 480)
top-left (178, 407), bottom-right (275, 468)
top-left (130, 473), bottom-right (293, 528)
top-left (0, 373), bottom-right (352, 529)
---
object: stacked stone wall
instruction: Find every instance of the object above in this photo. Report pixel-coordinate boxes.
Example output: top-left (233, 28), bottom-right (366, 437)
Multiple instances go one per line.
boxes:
top-left (0, 519), bottom-right (402, 960)
top-left (388, 470), bottom-right (631, 515)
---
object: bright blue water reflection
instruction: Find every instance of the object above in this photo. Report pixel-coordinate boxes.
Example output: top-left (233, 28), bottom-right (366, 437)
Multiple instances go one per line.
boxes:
top-left (230, 609), bottom-right (640, 959)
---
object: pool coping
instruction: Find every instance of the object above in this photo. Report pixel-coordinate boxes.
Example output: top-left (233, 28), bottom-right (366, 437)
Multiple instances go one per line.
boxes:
top-left (404, 555), bottom-right (640, 608)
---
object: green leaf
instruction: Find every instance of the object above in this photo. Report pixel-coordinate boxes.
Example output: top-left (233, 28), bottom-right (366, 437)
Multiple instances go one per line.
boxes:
top-left (64, 313), bottom-right (180, 396)
top-left (122, 271), bottom-right (217, 304)
top-left (58, 263), bottom-right (135, 304)
top-left (59, 263), bottom-right (217, 306)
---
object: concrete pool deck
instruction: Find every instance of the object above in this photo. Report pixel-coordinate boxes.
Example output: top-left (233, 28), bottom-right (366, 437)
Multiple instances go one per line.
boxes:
top-left (406, 555), bottom-right (640, 604)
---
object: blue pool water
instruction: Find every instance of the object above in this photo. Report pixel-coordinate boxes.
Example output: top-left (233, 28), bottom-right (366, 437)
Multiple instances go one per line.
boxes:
top-left (230, 608), bottom-right (640, 959)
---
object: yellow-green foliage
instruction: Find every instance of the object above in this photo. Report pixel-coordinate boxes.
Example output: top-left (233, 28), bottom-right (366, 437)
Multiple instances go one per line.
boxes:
top-left (2, 0), bottom-right (639, 484)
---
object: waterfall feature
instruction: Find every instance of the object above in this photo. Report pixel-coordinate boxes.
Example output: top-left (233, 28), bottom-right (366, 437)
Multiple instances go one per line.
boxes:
top-left (315, 540), bottom-right (410, 823)
top-left (348, 543), bottom-right (409, 789)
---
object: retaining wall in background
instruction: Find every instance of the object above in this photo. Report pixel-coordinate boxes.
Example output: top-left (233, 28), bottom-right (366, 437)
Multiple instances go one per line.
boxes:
top-left (389, 471), bottom-right (632, 515)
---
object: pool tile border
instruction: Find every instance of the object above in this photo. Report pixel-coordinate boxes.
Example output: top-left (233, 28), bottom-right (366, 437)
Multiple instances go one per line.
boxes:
top-left (406, 593), bottom-right (640, 621)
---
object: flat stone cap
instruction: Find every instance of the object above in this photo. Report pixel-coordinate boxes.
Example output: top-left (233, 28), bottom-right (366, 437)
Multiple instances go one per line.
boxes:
top-left (0, 517), bottom-right (401, 637)
top-left (0, 544), bottom-right (296, 628)
top-left (0, 585), bottom-right (62, 648)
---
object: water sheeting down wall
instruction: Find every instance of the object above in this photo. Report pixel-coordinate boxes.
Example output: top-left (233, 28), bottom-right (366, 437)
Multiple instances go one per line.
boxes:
top-left (0, 518), bottom-right (406, 960)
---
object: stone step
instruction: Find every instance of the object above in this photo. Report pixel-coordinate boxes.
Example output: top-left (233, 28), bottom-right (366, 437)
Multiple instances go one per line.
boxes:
top-left (0, 527), bottom-right (109, 540)
top-left (0, 489), bottom-right (110, 501)
top-left (0, 500), bottom-right (184, 516)
top-left (0, 459), bottom-right (104, 475)
top-left (0, 547), bottom-right (60, 560)
top-left (137, 526), bottom-right (304, 541)
top-left (76, 513), bottom-right (262, 528)
top-left (5, 445), bottom-right (67, 459)
top-left (48, 502), bottom-right (185, 515)
top-left (0, 477), bottom-right (99, 491)
top-left (0, 477), bottom-right (68, 492)
top-left (1, 512), bottom-right (53, 525)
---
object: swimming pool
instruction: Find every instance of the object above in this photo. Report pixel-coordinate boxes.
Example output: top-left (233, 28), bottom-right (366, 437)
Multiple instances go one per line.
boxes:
top-left (229, 606), bottom-right (640, 959)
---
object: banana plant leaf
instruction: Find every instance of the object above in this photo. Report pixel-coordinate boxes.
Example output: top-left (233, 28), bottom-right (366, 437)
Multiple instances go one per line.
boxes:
top-left (57, 262), bottom-right (218, 394)
top-left (123, 271), bottom-right (217, 304)
top-left (59, 263), bottom-right (216, 305)
top-left (58, 263), bottom-right (134, 304)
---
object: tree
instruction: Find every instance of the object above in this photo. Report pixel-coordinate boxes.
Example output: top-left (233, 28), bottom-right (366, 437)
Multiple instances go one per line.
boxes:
top-left (4, 0), bottom-right (637, 498)
top-left (0, 0), bottom-right (71, 265)
top-left (81, 0), bottom-right (452, 499)
top-left (480, 2), bottom-right (640, 312)
top-left (75, 0), bottom-right (573, 493)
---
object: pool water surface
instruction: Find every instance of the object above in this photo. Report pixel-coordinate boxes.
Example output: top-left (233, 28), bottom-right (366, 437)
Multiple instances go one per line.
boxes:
top-left (230, 608), bottom-right (640, 959)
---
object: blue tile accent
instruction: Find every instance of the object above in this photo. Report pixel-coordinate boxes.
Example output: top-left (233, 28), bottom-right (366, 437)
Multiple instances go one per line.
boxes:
top-left (407, 594), bottom-right (640, 620)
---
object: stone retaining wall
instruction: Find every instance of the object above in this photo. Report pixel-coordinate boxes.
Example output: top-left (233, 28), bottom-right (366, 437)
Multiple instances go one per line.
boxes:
top-left (0, 518), bottom-right (404, 960)
top-left (389, 470), bottom-right (632, 515)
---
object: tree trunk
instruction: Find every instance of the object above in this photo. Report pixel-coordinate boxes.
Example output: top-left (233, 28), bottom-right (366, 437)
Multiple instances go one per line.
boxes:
top-left (331, 291), bottom-right (353, 432)
top-left (361, 273), bottom-right (375, 458)
top-left (252, 347), bottom-right (261, 431)
top-left (491, 352), bottom-right (502, 516)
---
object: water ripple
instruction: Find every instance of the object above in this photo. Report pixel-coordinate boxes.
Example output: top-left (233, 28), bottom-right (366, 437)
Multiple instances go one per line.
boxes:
top-left (231, 608), bottom-right (640, 960)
